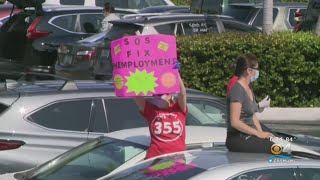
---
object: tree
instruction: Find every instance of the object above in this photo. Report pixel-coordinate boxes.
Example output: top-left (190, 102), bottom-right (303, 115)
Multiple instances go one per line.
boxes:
top-left (262, 0), bottom-right (273, 35)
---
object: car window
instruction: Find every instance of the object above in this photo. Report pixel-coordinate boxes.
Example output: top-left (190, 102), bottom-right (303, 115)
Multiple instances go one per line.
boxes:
top-left (223, 6), bottom-right (255, 23)
top-left (154, 23), bottom-right (176, 35)
top-left (60, 0), bottom-right (85, 5)
top-left (191, 0), bottom-right (222, 14)
top-left (105, 24), bottom-right (142, 40)
top-left (104, 98), bottom-right (147, 132)
top-left (288, 8), bottom-right (307, 27)
top-left (91, 99), bottom-right (108, 133)
top-left (299, 168), bottom-right (320, 180)
top-left (106, 0), bottom-right (128, 9)
top-left (79, 13), bottom-right (103, 33)
top-left (28, 137), bottom-right (147, 180)
top-left (27, 100), bottom-right (92, 132)
top-left (223, 21), bottom-right (258, 32)
top-left (230, 168), bottom-right (296, 180)
top-left (51, 15), bottom-right (78, 32)
top-left (186, 99), bottom-right (226, 127)
top-left (182, 20), bottom-right (218, 36)
top-left (252, 8), bottom-right (279, 28)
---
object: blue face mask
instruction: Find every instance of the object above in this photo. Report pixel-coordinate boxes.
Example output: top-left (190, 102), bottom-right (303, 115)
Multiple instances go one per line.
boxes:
top-left (250, 70), bottom-right (259, 82)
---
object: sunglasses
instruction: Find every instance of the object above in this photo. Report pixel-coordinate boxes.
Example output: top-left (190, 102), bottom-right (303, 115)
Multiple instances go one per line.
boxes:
top-left (250, 67), bottom-right (259, 70)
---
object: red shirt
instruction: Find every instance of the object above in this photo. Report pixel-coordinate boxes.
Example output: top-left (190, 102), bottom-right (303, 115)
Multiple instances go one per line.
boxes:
top-left (226, 75), bottom-right (238, 95)
top-left (142, 101), bottom-right (188, 159)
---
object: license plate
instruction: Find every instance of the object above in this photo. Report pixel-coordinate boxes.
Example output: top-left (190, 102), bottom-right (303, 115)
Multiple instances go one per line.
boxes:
top-left (61, 55), bottom-right (73, 65)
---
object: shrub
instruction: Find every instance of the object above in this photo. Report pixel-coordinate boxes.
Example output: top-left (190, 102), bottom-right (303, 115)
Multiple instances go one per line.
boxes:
top-left (177, 32), bottom-right (320, 107)
top-left (171, 0), bottom-right (308, 6)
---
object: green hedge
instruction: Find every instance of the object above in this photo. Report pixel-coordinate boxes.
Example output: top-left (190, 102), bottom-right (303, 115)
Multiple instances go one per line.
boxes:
top-left (177, 32), bottom-right (320, 107)
top-left (171, 0), bottom-right (307, 6)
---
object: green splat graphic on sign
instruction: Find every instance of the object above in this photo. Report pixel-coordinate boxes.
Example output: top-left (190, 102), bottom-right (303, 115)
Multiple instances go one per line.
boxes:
top-left (150, 161), bottom-right (175, 171)
top-left (114, 45), bottom-right (121, 55)
top-left (125, 69), bottom-right (158, 96)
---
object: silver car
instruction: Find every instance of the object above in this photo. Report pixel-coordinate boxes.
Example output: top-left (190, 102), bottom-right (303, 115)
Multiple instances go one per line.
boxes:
top-left (0, 126), bottom-right (226, 179)
top-left (102, 148), bottom-right (320, 180)
top-left (0, 80), bottom-right (319, 174)
top-left (0, 80), bottom-right (227, 174)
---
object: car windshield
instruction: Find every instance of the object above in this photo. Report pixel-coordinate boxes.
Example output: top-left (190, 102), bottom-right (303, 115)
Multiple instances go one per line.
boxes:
top-left (105, 24), bottom-right (143, 40)
top-left (20, 136), bottom-right (147, 180)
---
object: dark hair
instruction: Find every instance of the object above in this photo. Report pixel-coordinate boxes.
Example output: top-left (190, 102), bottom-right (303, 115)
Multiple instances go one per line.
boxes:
top-left (234, 53), bottom-right (258, 77)
top-left (104, 2), bottom-right (115, 13)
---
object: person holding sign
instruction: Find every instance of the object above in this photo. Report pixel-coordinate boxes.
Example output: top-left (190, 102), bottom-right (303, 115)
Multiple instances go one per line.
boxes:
top-left (133, 63), bottom-right (188, 160)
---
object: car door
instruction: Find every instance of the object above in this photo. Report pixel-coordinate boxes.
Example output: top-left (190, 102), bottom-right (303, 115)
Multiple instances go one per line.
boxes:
top-left (181, 19), bottom-right (221, 36)
top-left (229, 168), bottom-right (298, 180)
top-left (26, 99), bottom-right (93, 163)
top-left (87, 97), bottom-right (147, 140)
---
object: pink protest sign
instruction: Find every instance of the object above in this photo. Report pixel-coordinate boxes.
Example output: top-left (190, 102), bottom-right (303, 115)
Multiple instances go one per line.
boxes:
top-left (111, 34), bottom-right (180, 97)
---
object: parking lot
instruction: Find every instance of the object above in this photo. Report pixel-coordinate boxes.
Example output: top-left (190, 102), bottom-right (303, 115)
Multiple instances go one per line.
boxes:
top-left (0, 0), bottom-right (320, 179)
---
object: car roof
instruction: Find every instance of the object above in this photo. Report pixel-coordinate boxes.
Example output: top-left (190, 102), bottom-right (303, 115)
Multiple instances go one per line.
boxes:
top-left (101, 148), bottom-right (320, 180)
top-left (137, 5), bottom-right (190, 13)
top-left (0, 80), bottom-right (225, 104)
top-left (41, 5), bottom-right (103, 12)
top-left (104, 126), bottom-right (227, 147)
top-left (110, 13), bottom-right (235, 26)
top-left (191, 157), bottom-right (320, 179)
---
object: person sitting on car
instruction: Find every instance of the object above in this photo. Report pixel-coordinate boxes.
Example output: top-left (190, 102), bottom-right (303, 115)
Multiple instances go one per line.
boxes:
top-left (226, 53), bottom-right (276, 154)
top-left (100, 3), bottom-right (119, 32)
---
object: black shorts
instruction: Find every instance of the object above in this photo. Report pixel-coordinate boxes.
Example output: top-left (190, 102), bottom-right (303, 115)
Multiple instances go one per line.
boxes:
top-left (226, 132), bottom-right (275, 154)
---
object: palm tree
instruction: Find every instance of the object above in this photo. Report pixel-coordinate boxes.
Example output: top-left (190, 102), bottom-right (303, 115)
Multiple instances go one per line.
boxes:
top-left (262, 0), bottom-right (273, 35)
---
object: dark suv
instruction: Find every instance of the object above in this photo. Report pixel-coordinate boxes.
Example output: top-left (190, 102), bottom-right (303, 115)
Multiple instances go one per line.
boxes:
top-left (0, 0), bottom-right (104, 73)
top-left (56, 13), bottom-right (260, 80)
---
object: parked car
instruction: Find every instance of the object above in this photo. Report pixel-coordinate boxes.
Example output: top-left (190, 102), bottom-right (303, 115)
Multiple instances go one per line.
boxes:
top-left (102, 148), bottom-right (320, 180)
top-left (55, 13), bottom-right (260, 80)
top-left (0, 79), bottom-right (319, 174)
top-left (0, 126), bottom-right (224, 179)
top-left (0, 79), bottom-right (227, 174)
top-left (2, 128), bottom-right (320, 180)
top-left (223, 2), bottom-right (307, 31)
top-left (0, 0), bottom-right (104, 72)
top-left (43, 0), bottom-right (175, 13)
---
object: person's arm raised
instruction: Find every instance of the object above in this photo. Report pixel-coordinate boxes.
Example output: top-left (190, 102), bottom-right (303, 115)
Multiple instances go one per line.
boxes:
top-left (177, 73), bottom-right (187, 113)
top-left (133, 97), bottom-right (146, 112)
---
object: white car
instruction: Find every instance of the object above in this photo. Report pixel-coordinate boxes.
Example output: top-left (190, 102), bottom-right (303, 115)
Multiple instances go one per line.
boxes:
top-left (0, 126), bottom-right (226, 180)
top-left (44, 0), bottom-right (175, 13)
top-left (101, 148), bottom-right (320, 180)
top-left (1, 126), bottom-right (320, 180)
